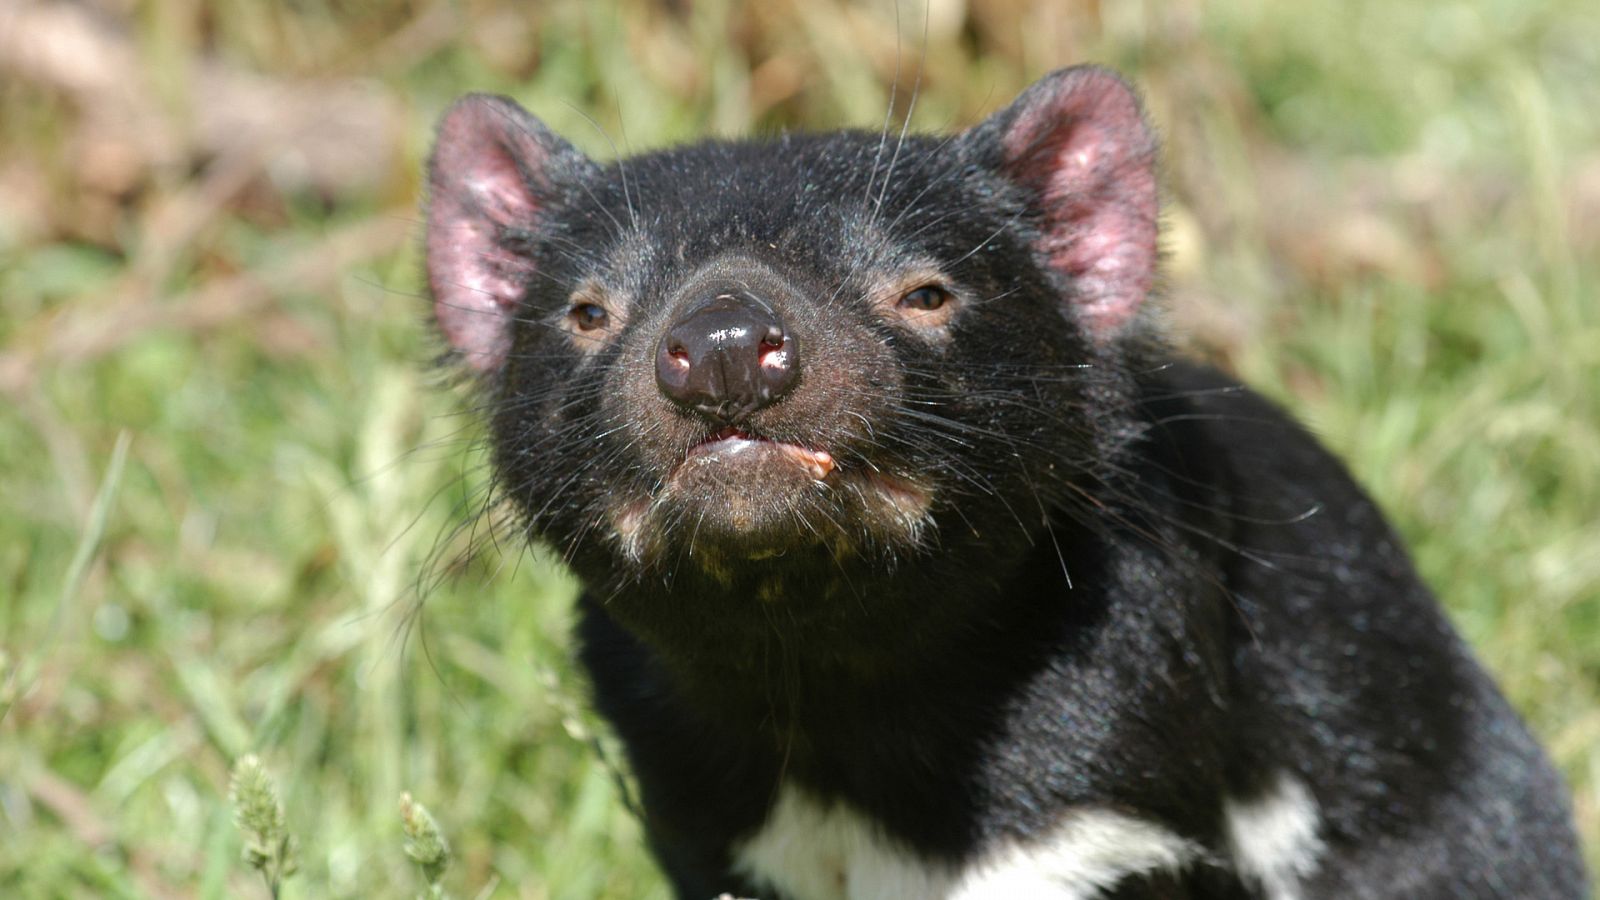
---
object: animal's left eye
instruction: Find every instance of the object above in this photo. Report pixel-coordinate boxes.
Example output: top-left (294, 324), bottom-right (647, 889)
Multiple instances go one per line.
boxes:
top-left (899, 286), bottom-right (950, 311)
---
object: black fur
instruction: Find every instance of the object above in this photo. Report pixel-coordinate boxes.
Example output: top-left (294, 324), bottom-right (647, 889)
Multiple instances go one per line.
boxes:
top-left (423, 67), bottom-right (1587, 898)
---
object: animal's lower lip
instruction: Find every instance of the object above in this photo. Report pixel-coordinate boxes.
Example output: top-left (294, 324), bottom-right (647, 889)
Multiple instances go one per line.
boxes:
top-left (687, 428), bottom-right (764, 457)
top-left (683, 429), bottom-right (835, 479)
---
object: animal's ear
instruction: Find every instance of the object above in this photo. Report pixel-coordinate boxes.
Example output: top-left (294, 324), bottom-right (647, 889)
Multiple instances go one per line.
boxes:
top-left (964, 66), bottom-right (1159, 337)
top-left (426, 94), bottom-right (595, 372)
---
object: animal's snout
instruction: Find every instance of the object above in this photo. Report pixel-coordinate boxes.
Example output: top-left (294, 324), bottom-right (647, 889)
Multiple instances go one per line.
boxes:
top-left (655, 291), bottom-right (799, 423)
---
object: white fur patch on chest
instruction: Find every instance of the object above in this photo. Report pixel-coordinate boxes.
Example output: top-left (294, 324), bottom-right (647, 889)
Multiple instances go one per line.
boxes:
top-left (731, 783), bottom-right (1202, 900)
top-left (1221, 772), bottom-right (1326, 900)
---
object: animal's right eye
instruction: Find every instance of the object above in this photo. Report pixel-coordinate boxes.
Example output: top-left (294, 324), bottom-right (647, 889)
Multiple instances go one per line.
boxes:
top-left (570, 303), bottom-right (609, 331)
top-left (899, 286), bottom-right (950, 312)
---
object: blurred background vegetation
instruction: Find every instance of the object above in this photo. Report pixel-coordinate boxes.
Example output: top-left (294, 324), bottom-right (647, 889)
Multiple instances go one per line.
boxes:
top-left (1, 0), bottom-right (1596, 896)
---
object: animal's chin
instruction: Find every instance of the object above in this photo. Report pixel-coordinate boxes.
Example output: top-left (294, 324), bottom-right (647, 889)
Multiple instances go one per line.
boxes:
top-left (652, 429), bottom-right (837, 554)
top-left (604, 431), bottom-right (934, 567)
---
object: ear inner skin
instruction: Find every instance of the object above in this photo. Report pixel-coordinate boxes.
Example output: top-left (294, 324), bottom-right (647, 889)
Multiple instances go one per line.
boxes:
top-left (426, 94), bottom-right (589, 372)
top-left (993, 66), bottom-right (1159, 336)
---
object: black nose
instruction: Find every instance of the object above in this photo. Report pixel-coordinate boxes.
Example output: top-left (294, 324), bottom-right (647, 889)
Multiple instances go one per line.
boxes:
top-left (656, 292), bottom-right (799, 423)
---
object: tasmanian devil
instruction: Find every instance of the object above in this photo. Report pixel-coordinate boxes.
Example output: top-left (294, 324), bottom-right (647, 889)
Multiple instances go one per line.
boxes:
top-left (422, 66), bottom-right (1587, 898)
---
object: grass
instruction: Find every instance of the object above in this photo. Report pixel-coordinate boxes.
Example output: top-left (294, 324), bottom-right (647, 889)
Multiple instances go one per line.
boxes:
top-left (0, 1), bottom-right (1595, 896)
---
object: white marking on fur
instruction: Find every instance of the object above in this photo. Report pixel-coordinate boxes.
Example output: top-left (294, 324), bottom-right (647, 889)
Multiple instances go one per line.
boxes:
top-left (1222, 772), bottom-right (1326, 900)
top-left (949, 809), bottom-right (1201, 899)
top-left (732, 783), bottom-right (1201, 899)
top-left (732, 786), bottom-right (948, 899)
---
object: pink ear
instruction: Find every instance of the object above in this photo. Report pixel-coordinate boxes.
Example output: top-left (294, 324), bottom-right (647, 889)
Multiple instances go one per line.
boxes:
top-left (426, 95), bottom-right (588, 372)
top-left (990, 67), bottom-right (1159, 336)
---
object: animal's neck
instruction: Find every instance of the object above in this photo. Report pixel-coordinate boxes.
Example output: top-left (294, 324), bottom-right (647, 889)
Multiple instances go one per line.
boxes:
top-left (583, 515), bottom-right (1124, 740)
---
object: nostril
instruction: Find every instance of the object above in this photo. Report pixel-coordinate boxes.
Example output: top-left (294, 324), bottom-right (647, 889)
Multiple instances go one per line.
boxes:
top-left (759, 338), bottom-right (791, 372)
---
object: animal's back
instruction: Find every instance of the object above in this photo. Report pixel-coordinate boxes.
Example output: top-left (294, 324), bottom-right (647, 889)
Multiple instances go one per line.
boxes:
top-left (1141, 361), bottom-right (1586, 898)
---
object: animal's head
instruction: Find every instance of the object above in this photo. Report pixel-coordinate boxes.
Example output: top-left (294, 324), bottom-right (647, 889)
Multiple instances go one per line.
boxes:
top-left (424, 66), bottom-right (1160, 606)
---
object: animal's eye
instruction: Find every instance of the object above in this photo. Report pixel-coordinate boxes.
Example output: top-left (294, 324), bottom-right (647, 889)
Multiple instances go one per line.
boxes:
top-left (899, 286), bottom-right (950, 312)
top-left (570, 303), bottom-right (609, 331)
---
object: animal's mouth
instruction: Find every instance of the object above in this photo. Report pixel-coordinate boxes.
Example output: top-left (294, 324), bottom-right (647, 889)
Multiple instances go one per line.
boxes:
top-left (610, 424), bottom-right (932, 566)
top-left (682, 426), bottom-right (836, 481)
